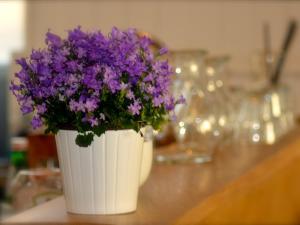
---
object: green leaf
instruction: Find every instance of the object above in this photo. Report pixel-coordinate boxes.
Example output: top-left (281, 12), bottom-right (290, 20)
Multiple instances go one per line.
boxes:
top-left (75, 133), bottom-right (94, 147)
top-left (93, 125), bottom-right (106, 137)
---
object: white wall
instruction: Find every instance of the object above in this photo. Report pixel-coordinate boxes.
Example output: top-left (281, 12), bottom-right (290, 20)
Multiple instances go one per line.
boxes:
top-left (25, 0), bottom-right (300, 76)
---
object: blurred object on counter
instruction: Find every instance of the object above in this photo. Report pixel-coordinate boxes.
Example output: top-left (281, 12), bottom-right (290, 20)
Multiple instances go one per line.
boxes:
top-left (204, 55), bottom-right (231, 91)
top-left (170, 49), bottom-right (207, 103)
top-left (27, 134), bottom-right (58, 168)
top-left (233, 85), bottom-right (295, 147)
top-left (9, 168), bottom-right (62, 212)
top-left (1, 138), bottom-right (29, 218)
top-left (250, 22), bottom-right (275, 90)
top-left (233, 20), bottom-right (297, 148)
top-left (271, 20), bottom-right (297, 85)
top-left (7, 137), bottom-right (29, 194)
top-left (204, 55), bottom-right (233, 139)
top-left (156, 50), bottom-right (233, 164)
top-left (263, 22), bottom-right (273, 81)
top-left (154, 124), bottom-right (176, 147)
top-left (250, 49), bottom-right (277, 90)
top-left (11, 137), bottom-right (28, 171)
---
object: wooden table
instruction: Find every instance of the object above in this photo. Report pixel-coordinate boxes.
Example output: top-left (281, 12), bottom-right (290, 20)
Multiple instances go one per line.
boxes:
top-left (3, 128), bottom-right (300, 225)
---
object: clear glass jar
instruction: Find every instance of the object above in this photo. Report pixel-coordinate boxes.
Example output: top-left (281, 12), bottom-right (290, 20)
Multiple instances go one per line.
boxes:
top-left (233, 84), bottom-right (295, 147)
top-left (204, 56), bottom-right (233, 138)
top-left (153, 50), bottom-right (207, 149)
top-left (156, 50), bottom-right (232, 164)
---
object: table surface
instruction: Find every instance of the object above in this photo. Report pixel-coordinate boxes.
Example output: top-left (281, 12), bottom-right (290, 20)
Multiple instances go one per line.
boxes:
top-left (3, 128), bottom-right (300, 225)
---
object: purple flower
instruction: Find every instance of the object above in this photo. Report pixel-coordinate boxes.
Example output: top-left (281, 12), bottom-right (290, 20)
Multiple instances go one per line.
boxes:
top-left (69, 97), bottom-right (98, 113)
top-left (140, 36), bottom-right (152, 50)
top-left (69, 99), bottom-right (78, 111)
top-left (153, 96), bottom-right (163, 107)
top-left (144, 73), bottom-right (154, 82)
top-left (111, 27), bottom-right (125, 39)
top-left (31, 115), bottom-right (43, 129)
top-left (66, 61), bottom-right (78, 72)
top-left (46, 31), bottom-right (62, 47)
top-left (163, 96), bottom-right (175, 111)
top-left (126, 90), bottom-right (135, 100)
top-left (103, 67), bottom-right (120, 93)
top-left (83, 67), bottom-right (101, 91)
top-left (89, 118), bottom-right (98, 127)
top-left (82, 116), bottom-right (98, 127)
top-left (77, 48), bottom-right (86, 58)
top-left (177, 95), bottom-right (186, 104)
top-left (76, 100), bottom-right (86, 112)
top-left (10, 26), bottom-right (180, 137)
top-left (85, 98), bottom-right (98, 112)
top-left (159, 47), bottom-right (168, 55)
top-left (20, 98), bottom-right (34, 114)
top-left (15, 58), bottom-right (28, 69)
top-left (146, 85), bottom-right (155, 95)
top-left (37, 103), bottom-right (47, 114)
top-left (120, 82), bottom-right (128, 90)
top-left (128, 100), bottom-right (141, 115)
top-left (31, 50), bottom-right (44, 60)
top-left (67, 26), bottom-right (86, 42)
top-left (61, 48), bottom-right (70, 56)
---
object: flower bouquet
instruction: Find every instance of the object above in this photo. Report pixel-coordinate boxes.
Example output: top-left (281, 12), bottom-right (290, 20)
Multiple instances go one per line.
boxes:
top-left (11, 27), bottom-right (182, 214)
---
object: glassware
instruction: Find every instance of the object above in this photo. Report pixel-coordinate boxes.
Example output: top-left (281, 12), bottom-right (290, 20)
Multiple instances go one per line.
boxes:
top-left (9, 168), bottom-right (62, 212)
top-left (153, 50), bottom-right (207, 149)
top-left (156, 50), bottom-right (232, 164)
top-left (233, 84), bottom-right (295, 147)
top-left (171, 50), bottom-right (207, 108)
top-left (204, 56), bottom-right (233, 138)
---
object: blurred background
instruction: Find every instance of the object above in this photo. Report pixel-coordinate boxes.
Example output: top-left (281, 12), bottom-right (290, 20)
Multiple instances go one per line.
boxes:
top-left (1, 0), bottom-right (300, 221)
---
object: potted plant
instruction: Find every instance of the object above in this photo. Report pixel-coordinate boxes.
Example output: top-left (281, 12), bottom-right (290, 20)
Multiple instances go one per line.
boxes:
top-left (10, 27), bottom-right (183, 214)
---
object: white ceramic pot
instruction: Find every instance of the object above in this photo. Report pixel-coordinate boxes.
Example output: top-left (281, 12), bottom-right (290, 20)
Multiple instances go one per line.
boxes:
top-left (55, 129), bottom-right (149, 215)
top-left (139, 127), bottom-right (153, 186)
top-left (139, 140), bottom-right (153, 185)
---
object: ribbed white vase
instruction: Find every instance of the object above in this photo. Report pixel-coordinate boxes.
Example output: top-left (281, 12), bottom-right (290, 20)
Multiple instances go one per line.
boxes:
top-left (55, 129), bottom-right (146, 215)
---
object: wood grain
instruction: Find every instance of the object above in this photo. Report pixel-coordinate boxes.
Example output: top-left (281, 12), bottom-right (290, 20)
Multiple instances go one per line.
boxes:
top-left (3, 128), bottom-right (300, 225)
top-left (175, 129), bottom-right (300, 225)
